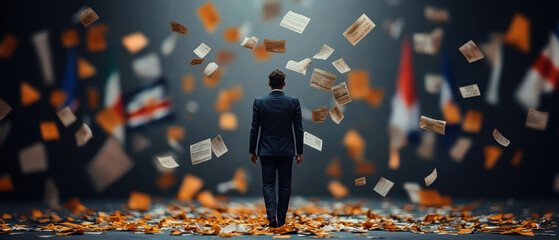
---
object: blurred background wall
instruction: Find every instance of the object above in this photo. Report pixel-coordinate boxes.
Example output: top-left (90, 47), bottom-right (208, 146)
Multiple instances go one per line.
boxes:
top-left (0, 0), bottom-right (558, 201)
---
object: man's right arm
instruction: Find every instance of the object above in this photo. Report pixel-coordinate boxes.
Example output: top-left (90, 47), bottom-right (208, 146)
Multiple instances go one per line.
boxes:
top-left (249, 99), bottom-right (260, 155)
top-left (293, 98), bottom-right (303, 164)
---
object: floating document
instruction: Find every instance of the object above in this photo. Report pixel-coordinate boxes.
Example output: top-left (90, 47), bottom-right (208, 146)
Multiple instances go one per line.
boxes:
top-left (122, 32), bottom-right (149, 54)
top-left (332, 82), bottom-right (352, 106)
top-left (87, 24), bottom-right (108, 52)
top-left (279, 10), bottom-right (311, 34)
top-left (87, 137), bottom-right (133, 192)
top-left (313, 44), bottom-right (334, 60)
top-left (332, 58), bottom-right (351, 74)
top-left (211, 135), bottom-right (228, 158)
top-left (240, 36), bottom-right (259, 49)
top-left (56, 106), bottom-right (76, 127)
top-left (193, 43), bottom-right (211, 58)
top-left (0, 99), bottom-right (12, 120)
top-left (459, 84), bottom-right (481, 98)
top-left (32, 30), bottom-right (54, 86)
top-left (190, 58), bottom-right (205, 65)
top-left (424, 168), bottom-right (437, 186)
top-left (170, 21), bottom-right (188, 35)
top-left (132, 53), bottom-right (161, 79)
top-left (355, 177), bottom-right (366, 186)
top-left (263, 39), bottom-right (286, 53)
top-left (329, 105), bottom-right (344, 124)
top-left (424, 73), bottom-right (442, 94)
top-left (484, 145), bottom-right (502, 170)
top-left (161, 34), bottom-right (178, 56)
top-left (311, 107), bottom-right (328, 123)
top-left (526, 108), bottom-right (548, 130)
top-left (449, 137), bottom-right (472, 163)
top-left (417, 132), bottom-right (435, 160)
top-left (167, 138), bottom-right (185, 153)
top-left (286, 58), bottom-right (312, 75)
top-left (204, 62), bottom-right (219, 78)
top-left (420, 116), bottom-right (446, 135)
top-left (424, 6), bottom-right (450, 23)
top-left (157, 155), bottom-right (179, 168)
top-left (75, 123), bottom-right (93, 147)
top-left (403, 182), bottom-right (421, 204)
top-left (79, 7), bottom-right (99, 27)
top-left (44, 178), bottom-right (59, 208)
top-left (190, 138), bottom-right (212, 165)
top-left (492, 128), bottom-right (510, 147)
top-left (459, 40), bottom-right (484, 63)
top-left (343, 14), bottom-right (376, 46)
top-left (413, 28), bottom-right (443, 55)
top-left (373, 177), bottom-right (394, 197)
top-left (463, 110), bottom-right (483, 133)
top-left (310, 68), bottom-right (337, 91)
top-left (19, 142), bottom-right (48, 174)
top-left (261, 0), bottom-right (280, 20)
top-left (303, 131), bottom-right (322, 151)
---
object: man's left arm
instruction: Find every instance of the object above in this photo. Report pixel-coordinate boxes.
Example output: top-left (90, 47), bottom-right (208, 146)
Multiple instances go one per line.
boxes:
top-left (293, 99), bottom-right (303, 163)
top-left (249, 99), bottom-right (260, 163)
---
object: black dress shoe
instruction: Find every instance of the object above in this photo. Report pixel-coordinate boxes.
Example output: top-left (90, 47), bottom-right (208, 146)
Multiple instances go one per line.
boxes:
top-left (268, 218), bottom-right (278, 228)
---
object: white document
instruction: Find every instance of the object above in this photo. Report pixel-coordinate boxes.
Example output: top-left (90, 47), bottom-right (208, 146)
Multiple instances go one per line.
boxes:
top-left (211, 135), bottom-right (228, 158)
top-left (279, 10), bottom-right (311, 34)
top-left (57, 106), bottom-right (76, 127)
top-left (161, 34), bottom-right (179, 56)
top-left (313, 44), bottom-right (334, 60)
top-left (459, 84), bottom-right (481, 98)
top-left (413, 28), bottom-right (443, 55)
top-left (526, 108), bottom-right (549, 130)
top-left (329, 105), bottom-right (344, 124)
top-left (332, 58), bottom-right (351, 74)
top-left (303, 131), bottom-right (322, 151)
top-left (132, 53), bottom-right (161, 79)
top-left (240, 36), bottom-right (259, 49)
top-left (403, 182), bottom-right (421, 204)
top-left (44, 178), bottom-right (59, 208)
top-left (424, 6), bottom-right (450, 23)
top-left (190, 138), bottom-right (212, 165)
top-left (310, 68), bottom-right (337, 91)
top-left (286, 58), bottom-right (312, 75)
top-left (420, 116), bottom-right (446, 135)
top-left (384, 18), bottom-right (404, 39)
top-left (459, 40), bottom-right (484, 63)
top-left (32, 30), bottom-right (54, 86)
top-left (424, 168), bottom-right (437, 186)
top-left (492, 128), bottom-right (510, 147)
top-left (417, 131), bottom-right (435, 160)
top-left (424, 73), bottom-right (442, 94)
top-left (157, 155), bottom-right (179, 168)
top-left (355, 177), bottom-right (366, 186)
top-left (168, 138), bottom-right (185, 153)
top-left (449, 137), bottom-right (472, 163)
top-left (373, 177), bottom-right (394, 197)
top-left (75, 123), bottom-right (93, 147)
top-left (19, 142), bottom-right (48, 174)
top-left (312, 106), bottom-right (328, 123)
top-left (193, 43), bottom-right (211, 58)
top-left (343, 14), bottom-right (376, 46)
top-left (204, 62), bottom-right (219, 78)
top-left (0, 99), bottom-right (12, 120)
top-left (87, 137), bottom-right (134, 192)
top-left (332, 82), bottom-right (352, 106)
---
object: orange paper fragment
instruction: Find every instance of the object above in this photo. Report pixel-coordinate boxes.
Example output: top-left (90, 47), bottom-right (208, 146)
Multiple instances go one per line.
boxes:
top-left (0, 175), bottom-right (14, 192)
top-left (442, 102), bottom-right (462, 124)
top-left (121, 32), bottom-right (149, 54)
top-left (355, 161), bottom-right (375, 175)
top-left (365, 87), bottom-right (384, 108)
top-left (166, 125), bottom-right (185, 141)
top-left (328, 180), bottom-right (349, 199)
top-left (511, 149), bottom-right (523, 167)
top-left (219, 112), bottom-right (238, 131)
top-left (86, 24), bottom-right (108, 52)
top-left (87, 87), bottom-right (99, 109)
top-left (325, 158), bottom-right (342, 178)
top-left (78, 57), bottom-right (96, 79)
top-left (388, 148), bottom-right (400, 170)
top-left (61, 29), bottom-right (79, 48)
top-left (157, 173), bottom-right (176, 190)
top-left (484, 145), bottom-right (502, 170)
top-left (95, 107), bottom-right (123, 134)
top-left (223, 27), bottom-right (240, 43)
top-left (504, 14), bottom-right (530, 53)
top-left (182, 74), bottom-right (195, 93)
top-left (203, 69), bottom-right (222, 88)
top-left (21, 82), bottom-right (41, 107)
top-left (197, 2), bottom-right (220, 33)
top-left (40, 122), bottom-right (60, 141)
top-left (0, 34), bottom-right (18, 58)
top-left (197, 190), bottom-right (217, 208)
top-left (233, 168), bottom-right (248, 194)
top-left (347, 70), bottom-right (370, 99)
top-left (419, 189), bottom-right (451, 207)
top-left (216, 50), bottom-right (236, 66)
top-left (177, 174), bottom-right (203, 201)
top-left (128, 191), bottom-right (152, 211)
top-left (49, 89), bottom-right (68, 108)
top-left (462, 110), bottom-right (483, 133)
top-left (253, 44), bottom-right (271, 62)
top-left (343, 129), bottom-right (365, 162)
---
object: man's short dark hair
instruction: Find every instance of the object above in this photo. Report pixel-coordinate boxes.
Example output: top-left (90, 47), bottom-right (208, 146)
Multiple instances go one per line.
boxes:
top-left (268, 69), bottom-right (285, 89)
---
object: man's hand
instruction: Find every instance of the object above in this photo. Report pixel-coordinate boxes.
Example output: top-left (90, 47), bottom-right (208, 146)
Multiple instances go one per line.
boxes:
top-left (296, 154), bottom-right (303, 165)
top-left (250, 153), bottom-right (258, 164)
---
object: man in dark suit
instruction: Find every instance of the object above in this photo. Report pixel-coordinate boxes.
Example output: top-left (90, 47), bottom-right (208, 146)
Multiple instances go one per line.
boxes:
top-left (249, 69), bottom-right (304, 228)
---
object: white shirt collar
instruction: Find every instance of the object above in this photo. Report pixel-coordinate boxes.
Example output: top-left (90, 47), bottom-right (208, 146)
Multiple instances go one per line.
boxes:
top-left (271, 89), bottom-right (283, 92)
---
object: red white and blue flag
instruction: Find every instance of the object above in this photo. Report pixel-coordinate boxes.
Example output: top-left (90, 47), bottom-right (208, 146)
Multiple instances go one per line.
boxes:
top-left (125, 78), bottom-right (173, 128)
top-left (516, 23), bottom-right (559, 109)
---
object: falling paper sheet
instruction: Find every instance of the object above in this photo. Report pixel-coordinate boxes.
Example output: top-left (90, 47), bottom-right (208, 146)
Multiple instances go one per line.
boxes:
top-left (526, 108), bottom-right (549, 130)
top-left (204, 62), bottom-right (219, 78)
top-left (286, 58), bottom-right (312, 75)
top-left (57, 106), bottom-right (76, 127)
top-left (87, 137), bottom-right (134, 192)
top-left (75, 123), bottom-right (93, 147)
top-left (132, 53), bottom-right (161, 79)
top-left (211, 135), bottom-right (228, 158)
top-left (303, 131), bottom-right (322, 151)
top-left (310, 68), bottom-right (337, 91)
top-left (170, 21), bottom-right (188, 35)
top-left (161, 34), bottom-right (179, 56)
top-left (311, 107), bottom-right (328, 123)
top-left (263, 39), bottom-right (285, 53)
top-left (343, 14), bottom-right (376, 46)
top-left (19, 142), bottom-right (48, 174)
top-left (332, 82), bottom-right (352, 106)
top-left (420, 116), bottom-right (446, 135)
top-left (332, 58), bottom-right (351, 74)
top-left (373, 177), bottom-right (394, 197)
top-left (424, 168), bottom-right (437, 186)
top-left (32, 30), bottom-right (54, 86)
top-left (416, 132), bottom-right (435, 160)
top-left (190, 58), bottom-right (205, 65)
top-left (193, 43), bottom-right (211, 58)
top-left (413, 28), bottom-right (443, 55)
top-left (424, 6), bottom-right (450, 23)
top-left (40, 122), bottom-right (59, 141)
top-left (449, 137), bottom-right (472, 163)
top-left (383, 18), bottom-right (404, 40)
top-left (122, 32), bottom-right (149, 54)
top-left (355, 177), bottom-right (366, 186)
top-left (43, 178), bottom-right (59, 208)
top-left (157, 155), bottom-right (179, 168)
top-left (403, 182), bottom-right (421, 204)
top-left (329, 105), bottom-right (344, 124)
top-left (459, 40), bottom-right (484, 63)
top-left (0, 99), bottom-right (12, 120)
top-left (241, 36), bottom-right (259, 49)
top-left (78, 7), bottom-right (99, 27)
top-left (279, 10), bottom-right (310, 34)
top-left (261, 0), bottom-right (280, 20)
top-left (459, 84), bottom-right (481, 98)
top-left (190, 138), bottom-right (212, 165)
top-left (492, 128), bottom-right (510, 147)
top-left (167, 138), bottom-right (184, 153)
top-left (313, 44), bottom-right (334, 60)
top-left (424, 73), bottom-right (442, 94)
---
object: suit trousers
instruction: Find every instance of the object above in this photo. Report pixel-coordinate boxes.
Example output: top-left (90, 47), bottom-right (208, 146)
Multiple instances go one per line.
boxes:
top-left (260, 156), bottom-right (293, 226)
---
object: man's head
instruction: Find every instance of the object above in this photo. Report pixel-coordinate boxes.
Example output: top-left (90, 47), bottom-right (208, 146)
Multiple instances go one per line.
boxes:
top-left (268, 69), bottom-right (286, 90)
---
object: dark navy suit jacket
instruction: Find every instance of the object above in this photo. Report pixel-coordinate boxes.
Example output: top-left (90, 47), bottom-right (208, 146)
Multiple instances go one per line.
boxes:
top-left (249, 90), bottom-right (303, 157)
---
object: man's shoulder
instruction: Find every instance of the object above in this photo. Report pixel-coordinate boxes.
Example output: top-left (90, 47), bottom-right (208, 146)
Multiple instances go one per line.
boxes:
top-left (284, 94), bottom-right (299, 102)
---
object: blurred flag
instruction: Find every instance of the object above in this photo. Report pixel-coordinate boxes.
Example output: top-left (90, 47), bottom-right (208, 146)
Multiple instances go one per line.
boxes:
top-left (516, 23), bottom-right (559, 109)
top-left (388, 35), bottom-right (419, 151)
top-left (124, 78), bottom-right (172, 128)
top-left (61, 47), bottom-right (79, 111)
top-left (104, 52), bottom-right (125, 144)
top-left (440, 52), bottom-right (461, 147)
